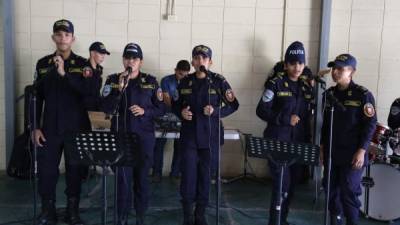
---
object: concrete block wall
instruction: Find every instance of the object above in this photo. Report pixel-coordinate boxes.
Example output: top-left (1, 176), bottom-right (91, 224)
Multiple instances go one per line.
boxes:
top-left (6, 0), bottom-right (396, 176)
top-left (329, 0), bottom-right (400, 128)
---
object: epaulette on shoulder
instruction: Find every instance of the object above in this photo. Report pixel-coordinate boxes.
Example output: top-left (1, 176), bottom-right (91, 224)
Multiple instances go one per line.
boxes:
top-left (355, 84), bottom-right (369, 95)
top-left (213, 72), bottom-right (226, 81)
top-left (268, 74), bottom-right (284, 85)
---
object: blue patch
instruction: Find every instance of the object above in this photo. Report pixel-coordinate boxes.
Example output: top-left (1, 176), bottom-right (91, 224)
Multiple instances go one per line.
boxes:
top-left (262, 89), bottom-right (274, 102)
top-left (102, 84), bottom-right (111, 97)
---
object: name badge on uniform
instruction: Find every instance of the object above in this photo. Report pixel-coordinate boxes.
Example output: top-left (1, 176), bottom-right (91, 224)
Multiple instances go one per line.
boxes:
top-left (69, 67), bottom-right (82, 73)
top-left (344, 100), bottom-right (361, 107)
top-left (208, 89), bottom-right (217, 94)
top-left (277, 91), bottom-right (292, 97)
top-left (180, 89), bottom-right (192, 95)
top-left (39, 68), bottom-right (50, 75)
top-left (141, 84), bottom-right (155, 89)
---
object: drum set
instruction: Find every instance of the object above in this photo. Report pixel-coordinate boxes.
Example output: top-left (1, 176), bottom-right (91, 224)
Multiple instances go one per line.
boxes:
top-left (360, 123), bottom-right (400, 222)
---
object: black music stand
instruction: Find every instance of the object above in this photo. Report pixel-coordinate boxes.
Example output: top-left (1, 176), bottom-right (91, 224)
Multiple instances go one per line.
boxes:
top-left (223, 133), bottom-right (264, 184)
top-left (65, 131), bottom-right (139, 225)
top-left (246, 135), bottom-right (320, 225)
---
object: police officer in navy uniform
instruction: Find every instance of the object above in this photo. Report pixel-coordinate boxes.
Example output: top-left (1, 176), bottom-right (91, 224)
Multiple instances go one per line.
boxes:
top-left (31, 19), bottom-right (92, 225)
top-left (388, 98), bottom-right (400, 130)
top-left (265, 60), bottom-right (313, 87)
top-left (82, 41), bottom-right (110, 111)
top-left (101, 43), bottom-right (166, 225)
top-left (256, 41), bottom-right (314, 225)
top-left (320, 54), bottom-right (377, 225)
top-left (174, 45), bottom-right (239, 225)
top-left (152, 60), bottom-right (191, 183)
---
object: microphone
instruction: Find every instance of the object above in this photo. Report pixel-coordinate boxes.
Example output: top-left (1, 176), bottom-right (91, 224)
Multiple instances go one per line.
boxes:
top-left (199, 65), bottom-right (208, 74)
top-left (327, 90), bottom-right (346, 111)
top-left (123, 67), bottom-right (132, 84)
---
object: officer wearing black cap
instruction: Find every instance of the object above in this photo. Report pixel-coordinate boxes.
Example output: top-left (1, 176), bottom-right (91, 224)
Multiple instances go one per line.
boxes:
top-left (388, 98), bottom-right (400, 130)
top-left (31, 19), bottom-right (90, 225)
top-left (320, 54), bottom-right (377, 225)
top-left (101, 43), bottom-right (166, 225)
top-left (256, 41), bottom-right (314, 225)
top-left (265, 60), bottom-right (314, 88)
top-left (173, 44), bottom-right (239, 225)
top-left (82, 41), bottom-right (110, 111)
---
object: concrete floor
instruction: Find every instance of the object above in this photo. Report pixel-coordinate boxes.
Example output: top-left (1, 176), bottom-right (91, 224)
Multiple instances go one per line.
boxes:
top-left (0, 172), bottom-right (395, 225)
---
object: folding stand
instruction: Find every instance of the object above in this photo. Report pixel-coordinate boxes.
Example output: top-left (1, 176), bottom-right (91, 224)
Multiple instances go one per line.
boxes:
top-left (223, 133), bottom-right (264, 184)
top-left (65, 131), bottom-right (139, 225)
top-left (246, 135), bottom-right (320, 225)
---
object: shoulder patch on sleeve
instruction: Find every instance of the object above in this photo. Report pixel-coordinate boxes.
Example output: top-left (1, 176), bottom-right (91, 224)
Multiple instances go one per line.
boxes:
top-left (102, 84), bottom-right (112, 97)
top-left (262, 89), bottom-right (274, 102)
top-left (391, 105), bottom-right (400, 116)
top-left (355, 84), bottom-right (369, 95)
top-left (363, 103), bottom-right (375, 117)
top-left (156, 87), bottom-right (163, 101)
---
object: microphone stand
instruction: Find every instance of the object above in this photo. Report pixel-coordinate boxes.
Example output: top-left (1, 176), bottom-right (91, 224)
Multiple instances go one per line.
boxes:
top-left (30, 74), bottom-right (39, 225)
top-left (204, 69), bottom-right (225, 225)
top-left (323, 90), bottom-right (345, 225)
top-left (111, 73), bottom-right (129, 225)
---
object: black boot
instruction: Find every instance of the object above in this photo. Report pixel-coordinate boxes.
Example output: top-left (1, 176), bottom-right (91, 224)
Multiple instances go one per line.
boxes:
top-left (346, 218), bottom-right (359, 225)
top-left (65, 197), bottom-right (85, 225)
top-left (37, 199), bottom-right (57, 225)
top-left (330, 215), bottom-right (344, 225)
top-left (136, 213), bottom-right (145, 225)
top-left (194, 204), bottom-right (207, 225)
top-left (117, 212), bottom-right (128, 225)
top-left (182, 202), bottom-right (194, 225)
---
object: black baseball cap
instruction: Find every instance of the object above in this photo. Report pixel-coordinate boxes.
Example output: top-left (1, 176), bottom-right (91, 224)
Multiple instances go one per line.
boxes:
top-left (53, 19), bottom-right (74, 34)
top-left (89, 42), bottom-right (110, 55)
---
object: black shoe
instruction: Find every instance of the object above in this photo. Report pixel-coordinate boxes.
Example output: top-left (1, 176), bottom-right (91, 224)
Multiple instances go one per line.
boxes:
top-left (194, 205), bottom-right (208, 225)
top-left (182, 202), bottom-right (194, 225)
top-left (37, 199), bottom-right (57, 225)
top-left (64, 197), bottom-right (85, 225)
top-left (117, 212), bottom-right (128, 225)
top-left (331, 215), bottom-right (344, 225)
top-left (136, 213), bottom-right (145, 225)
top-left (152, 174), bottom-right (162, 183)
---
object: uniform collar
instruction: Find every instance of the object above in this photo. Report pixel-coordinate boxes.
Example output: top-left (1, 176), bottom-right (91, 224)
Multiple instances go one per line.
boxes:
top-left (52, 50), bottom-right (76, 61)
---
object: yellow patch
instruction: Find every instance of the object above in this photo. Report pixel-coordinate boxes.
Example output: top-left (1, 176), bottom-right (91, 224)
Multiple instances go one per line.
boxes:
top-left (304, 94), bottom-right (312, 99)
top-left (208, 89), bottom-right (217, 94)
top-left (69, 67), bottom-right (83, 73)
top-left (277, 91), bottom-right (292, 97)
top-left (140, 84), bottom-right (155, 89)
top-left (111, 83), bottom-right (120, 89)
top-left (39, 68), bottom-right (50, 74)
top-left (180, 89), bottom-right (192, 95)
top-left (284, 82), bottom-right (289, 88)
top-left (344, 100), bottom-right (361, 107)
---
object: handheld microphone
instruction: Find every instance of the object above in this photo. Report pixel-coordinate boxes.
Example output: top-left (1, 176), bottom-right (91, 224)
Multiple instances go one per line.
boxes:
top-left (123, 67), bottom-right (132, 84)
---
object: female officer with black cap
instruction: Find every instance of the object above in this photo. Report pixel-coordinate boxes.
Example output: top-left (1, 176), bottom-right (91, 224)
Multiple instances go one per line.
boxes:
top-left (101, 43), bottom-right (166, 225)
top-left (256, 41), bottom-right (314, 225)
top-left (320, 54), bottom-right (377, 225)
